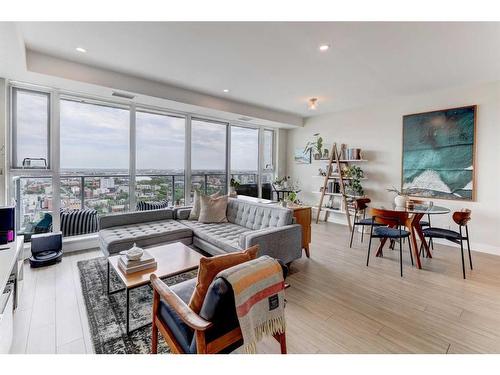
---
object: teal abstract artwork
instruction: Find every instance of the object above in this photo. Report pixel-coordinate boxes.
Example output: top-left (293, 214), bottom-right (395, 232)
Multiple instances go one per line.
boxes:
top-left (402, 106), bottom-right (476, 200)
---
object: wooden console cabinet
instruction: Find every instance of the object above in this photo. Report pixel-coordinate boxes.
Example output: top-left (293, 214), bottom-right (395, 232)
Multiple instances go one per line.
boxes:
top-left (288, 204), bottom-right (312, 258)
top-left (235, 196), bottom-right (312, 258)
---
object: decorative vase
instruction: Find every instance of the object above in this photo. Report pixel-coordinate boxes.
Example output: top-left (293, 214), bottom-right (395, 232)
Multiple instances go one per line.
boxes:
top-left (394, 195), bottom-right (407, 207)
top-left (314, 153), bottom-right (321, 160)
top-left (229, 186), bottom-right (237, 197)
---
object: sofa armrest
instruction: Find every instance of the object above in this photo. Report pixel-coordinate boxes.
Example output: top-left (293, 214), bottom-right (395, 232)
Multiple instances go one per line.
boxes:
top-left (175, 207), bottom-right (192, 220)
top-left (239, 224), bottom-right (302, 264)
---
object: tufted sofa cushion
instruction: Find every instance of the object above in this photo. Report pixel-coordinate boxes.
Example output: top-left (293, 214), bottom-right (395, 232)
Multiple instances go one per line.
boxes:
top-left (179, 220), bottom-right (251, 253)
top-left (226, 198), bottom-right (293, 230)
top-left (99, 219), bottom-right (192, 256)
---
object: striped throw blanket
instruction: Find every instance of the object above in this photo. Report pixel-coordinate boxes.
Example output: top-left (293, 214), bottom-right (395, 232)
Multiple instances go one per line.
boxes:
top-left (217, 255), bottom-right (286, 353)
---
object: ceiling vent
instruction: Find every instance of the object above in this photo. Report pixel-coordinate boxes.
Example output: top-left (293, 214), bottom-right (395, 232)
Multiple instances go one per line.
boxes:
top-left (237, 116), bottom-right (253, 122)
top-left (112, 91), bottom-right (135, 99)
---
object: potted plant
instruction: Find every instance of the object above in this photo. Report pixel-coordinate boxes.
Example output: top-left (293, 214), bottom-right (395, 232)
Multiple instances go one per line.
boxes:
top-left (304, 133), bottom-right (324, 160)
top-left (229, 178), bottom-right (240, 197)
top-left (387, 186), bottom-right (407, 207)
top-left (273, 176), bottom-right (290, 189)
top-left (287, 191), bottom-right (298, 204)
top-left (345, 165), bottom-right (364, 197)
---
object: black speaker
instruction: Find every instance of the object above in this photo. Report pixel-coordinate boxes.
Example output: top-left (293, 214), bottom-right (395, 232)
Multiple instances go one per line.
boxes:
top-left (0, 206), bottom-right (15, 245)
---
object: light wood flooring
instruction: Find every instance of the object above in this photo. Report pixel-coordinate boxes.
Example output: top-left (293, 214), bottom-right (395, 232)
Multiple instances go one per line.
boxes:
top-left (11, 222), bottom-right (500, 354)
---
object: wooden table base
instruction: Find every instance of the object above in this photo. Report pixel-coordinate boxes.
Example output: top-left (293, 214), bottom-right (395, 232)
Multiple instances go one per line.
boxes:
top-left (375, 213), bottom-right (432, 269)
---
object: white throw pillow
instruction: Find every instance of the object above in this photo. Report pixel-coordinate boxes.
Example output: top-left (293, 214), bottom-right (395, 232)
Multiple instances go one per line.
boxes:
top-left (189, 190), bottom-right (220, 220)
top-left (198, 194), bottom-right (228, 223)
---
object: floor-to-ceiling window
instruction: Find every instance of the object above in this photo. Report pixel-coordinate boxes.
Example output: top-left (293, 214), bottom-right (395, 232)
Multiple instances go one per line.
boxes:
top-left (60, 98), bottom-right (130, 214)
top-left (136, 110), bottom-right (186, 206)
top-left (10, 88), bottom-right (53, 234)
top-left (9, 83), bottom-right (276, 238)
top-left (261, 129), bottom-right (275, 199)
top-left (230, 125), bottom-right (259, 196)
top-left (191, 118), bottom-right (228, 199)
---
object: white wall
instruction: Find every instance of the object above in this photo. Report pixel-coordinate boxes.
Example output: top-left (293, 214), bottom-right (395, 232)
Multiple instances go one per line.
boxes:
top-left (287, 81), bottom-right (500, 253)
top-left (0, 78), bottom-right (6, 205)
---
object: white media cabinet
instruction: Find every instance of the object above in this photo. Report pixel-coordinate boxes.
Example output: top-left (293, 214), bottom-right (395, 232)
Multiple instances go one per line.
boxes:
top-left (0, 236), bottom-right (24, 353)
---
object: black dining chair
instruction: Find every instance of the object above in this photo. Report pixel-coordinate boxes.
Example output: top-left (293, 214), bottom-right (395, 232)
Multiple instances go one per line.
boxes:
top-left (349, 198), bottom-right (384, 248)
top-left (367, 208), bottom-right (413, 277)
top-left (422, 209), bottom-right (473, 279)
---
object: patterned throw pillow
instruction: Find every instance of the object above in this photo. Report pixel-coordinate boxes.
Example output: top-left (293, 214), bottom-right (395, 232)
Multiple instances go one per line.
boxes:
top-left (136, 200), bottom-right (169, 211)
top-left (188, 190), bottom-right (220, 220)
top-left (198, 194), bottom-right (228, 223)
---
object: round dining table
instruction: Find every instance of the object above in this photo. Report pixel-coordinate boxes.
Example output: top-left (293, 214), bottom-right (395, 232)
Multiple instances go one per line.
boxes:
top-left (371, 203), bottom-right (450, 269)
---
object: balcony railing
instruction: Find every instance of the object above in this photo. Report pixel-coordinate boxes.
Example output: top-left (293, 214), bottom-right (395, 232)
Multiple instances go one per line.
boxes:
top-left (13, 172), bottom-right (265, 238)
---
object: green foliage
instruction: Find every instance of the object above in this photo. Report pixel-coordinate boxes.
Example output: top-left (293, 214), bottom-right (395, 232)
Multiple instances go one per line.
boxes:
top-left (230, 178), bottom-right (240, 188)
top-left (303, 133), bottom-right (324, 157)
top-left (345, 165), bottom-right (364, 196)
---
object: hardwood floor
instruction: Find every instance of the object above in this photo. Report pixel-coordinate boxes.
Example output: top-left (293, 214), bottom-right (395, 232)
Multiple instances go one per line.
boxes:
top-left (11, 222), bottom-right (500, 353)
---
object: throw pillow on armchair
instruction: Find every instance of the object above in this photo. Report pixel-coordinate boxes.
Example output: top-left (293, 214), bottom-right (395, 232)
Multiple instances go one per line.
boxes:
top-left (188, 245), bottom-right (260, 313)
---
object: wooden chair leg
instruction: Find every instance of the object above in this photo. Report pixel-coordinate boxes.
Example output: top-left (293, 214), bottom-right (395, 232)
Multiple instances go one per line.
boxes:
top-left (151, 290), bottom-right (159, 354)
top-left (196, 330), bottom-right (208, 354)
top-left (151, 322), bottom-right (158, 354)
top-left (274, 332), bottom-right (287, 354)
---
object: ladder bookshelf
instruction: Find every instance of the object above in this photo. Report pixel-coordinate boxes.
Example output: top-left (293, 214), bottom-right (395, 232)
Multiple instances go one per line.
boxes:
top-left (314, 143), bottom-right (367, 231)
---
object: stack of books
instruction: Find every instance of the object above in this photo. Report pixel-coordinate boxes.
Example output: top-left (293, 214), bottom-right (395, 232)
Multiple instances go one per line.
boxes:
top-left (118, 250), bottom-right (157, 274)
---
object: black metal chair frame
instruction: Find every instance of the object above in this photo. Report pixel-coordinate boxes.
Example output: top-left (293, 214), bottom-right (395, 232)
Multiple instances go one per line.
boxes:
top-left (366, 215), bottom-right (413, 277)
top-left (349, 204), bottom-right (383, 248)
top-left (422, 222), bottom-right (472, 279)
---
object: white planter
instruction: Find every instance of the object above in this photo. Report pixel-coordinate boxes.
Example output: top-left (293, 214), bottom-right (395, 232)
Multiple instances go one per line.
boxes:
top-left (394, 195), bottom-right (407, 207)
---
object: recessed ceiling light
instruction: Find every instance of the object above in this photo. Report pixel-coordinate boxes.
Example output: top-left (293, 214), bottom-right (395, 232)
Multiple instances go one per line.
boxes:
top-left (223, 89), bottom-right (229, 93)
top-left (76, 47), bottom-right (87, 53)
top-left (319, 44), bottom-right (330, 52)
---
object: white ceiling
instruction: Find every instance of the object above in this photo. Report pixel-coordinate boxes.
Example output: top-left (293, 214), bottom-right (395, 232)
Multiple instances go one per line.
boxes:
top-left (4, 22), bottom-right (500, 118)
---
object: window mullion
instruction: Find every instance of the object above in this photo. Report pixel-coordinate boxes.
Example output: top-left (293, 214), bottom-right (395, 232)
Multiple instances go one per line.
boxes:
top-left (129, 103), bottom-right (136, 211)
top-left (185, 115), bottom-right (192, 204)
top-left (51, 91), bottom-right (61, 233)
top-left (258, 127), bottom-right (264, 199)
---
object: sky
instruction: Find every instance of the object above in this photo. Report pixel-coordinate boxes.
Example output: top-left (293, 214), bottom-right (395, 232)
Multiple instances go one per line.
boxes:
top-left (16, 93), bottom-right (263, 172)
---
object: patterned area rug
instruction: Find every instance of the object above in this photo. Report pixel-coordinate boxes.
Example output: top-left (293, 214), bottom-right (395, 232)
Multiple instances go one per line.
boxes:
top-left (77, 256), bottom-right (197, 354)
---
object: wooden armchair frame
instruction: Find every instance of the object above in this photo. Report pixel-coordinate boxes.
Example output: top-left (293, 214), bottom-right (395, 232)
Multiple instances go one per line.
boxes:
top-left (150, 274), bottom-right (287, 354)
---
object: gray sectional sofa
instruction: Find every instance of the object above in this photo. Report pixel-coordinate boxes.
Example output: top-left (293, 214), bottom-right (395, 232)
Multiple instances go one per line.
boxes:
top-left (98, 198), bottom-right (302, 264)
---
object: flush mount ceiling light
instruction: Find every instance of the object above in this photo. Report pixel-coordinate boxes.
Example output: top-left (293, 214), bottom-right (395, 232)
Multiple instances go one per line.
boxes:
top-left (308, 98), bottom-right (319, 110)
top-left (319, 44), bottom-right (330, 52)
top-left (75, 47), bottom-right (87, 53)
top-left (223, 89), bottom-right (230, 93)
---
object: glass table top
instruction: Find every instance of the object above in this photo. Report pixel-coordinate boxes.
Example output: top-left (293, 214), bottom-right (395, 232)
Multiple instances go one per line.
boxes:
top-left (373, 203), bottom-right (450, 215)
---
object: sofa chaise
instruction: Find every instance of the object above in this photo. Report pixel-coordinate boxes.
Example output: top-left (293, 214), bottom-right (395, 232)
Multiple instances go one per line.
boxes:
top-left (98, 198), bottom-right (302, 264)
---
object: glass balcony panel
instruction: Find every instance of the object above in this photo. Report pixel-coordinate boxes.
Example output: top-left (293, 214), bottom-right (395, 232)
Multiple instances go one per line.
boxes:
top-left (16, 177), bottom-right (53, 240)
top-left (83, 176), bottom-right (130, 214)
